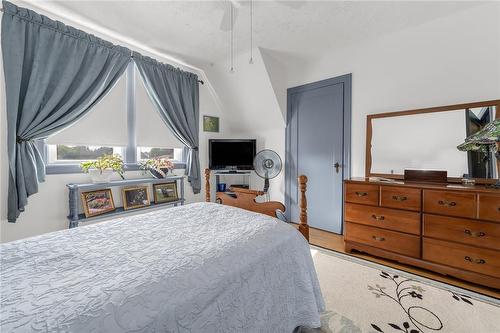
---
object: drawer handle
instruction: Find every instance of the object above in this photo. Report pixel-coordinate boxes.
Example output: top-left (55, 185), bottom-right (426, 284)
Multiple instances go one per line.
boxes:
top-left (438, 200), bottom-right (456, 207)
top-left (355, 191), bottom-right (368, 197)
top-left (372, 236), bottom-right (385, 241)
top-left (371, 214), bottom-right (385, 221)
top-left (464, 230), bottom-right (485, 238)
top-left (464, 256), bottom-right (486, 264)
top-left (392, 195), bottom-right (407, 201)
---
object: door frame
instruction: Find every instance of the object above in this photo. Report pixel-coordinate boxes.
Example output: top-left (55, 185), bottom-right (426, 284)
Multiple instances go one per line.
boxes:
top-left (285, 73), bottom-right (352, 234)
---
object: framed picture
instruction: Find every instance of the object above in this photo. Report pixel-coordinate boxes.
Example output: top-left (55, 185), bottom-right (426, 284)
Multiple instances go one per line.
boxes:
top-left (203, 115), bottom-right (219, 132)
top-left (153, 182), bottom-right (178, 203)
top-left (122, 186), bottom-right (150, 210)
top-left (81, 189), bottom-right (115, 218)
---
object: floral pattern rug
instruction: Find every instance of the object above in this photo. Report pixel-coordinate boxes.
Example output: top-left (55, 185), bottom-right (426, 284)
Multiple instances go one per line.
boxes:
top-left (299, 247), bottom-right (500, 333)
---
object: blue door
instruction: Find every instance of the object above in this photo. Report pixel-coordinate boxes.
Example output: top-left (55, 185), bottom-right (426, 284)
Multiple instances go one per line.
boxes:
top-left (286, 75), bottom-right (351, 234)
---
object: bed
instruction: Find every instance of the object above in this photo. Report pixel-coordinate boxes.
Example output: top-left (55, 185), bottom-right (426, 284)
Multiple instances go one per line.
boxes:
top-left (0, 202), bottom-right (324, 332)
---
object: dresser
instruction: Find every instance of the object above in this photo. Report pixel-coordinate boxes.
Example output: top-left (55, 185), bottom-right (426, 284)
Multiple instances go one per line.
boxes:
top-left (344, 178), bottom-right (500, 289)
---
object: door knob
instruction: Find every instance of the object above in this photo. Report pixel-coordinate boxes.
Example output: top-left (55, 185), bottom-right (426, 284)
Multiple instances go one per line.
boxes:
top-left (334, 162), bottom-right (340, 173)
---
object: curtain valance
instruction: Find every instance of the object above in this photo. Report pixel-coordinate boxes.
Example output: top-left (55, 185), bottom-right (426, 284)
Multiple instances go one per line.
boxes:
top-left (2, 1), bottom-right (131, 55)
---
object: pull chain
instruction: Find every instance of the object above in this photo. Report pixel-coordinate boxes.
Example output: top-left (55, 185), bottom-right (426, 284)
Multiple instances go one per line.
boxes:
top-left (230, 1), bottom-right (235, 72)
top-left (249, 0), bottom-right (254, 64)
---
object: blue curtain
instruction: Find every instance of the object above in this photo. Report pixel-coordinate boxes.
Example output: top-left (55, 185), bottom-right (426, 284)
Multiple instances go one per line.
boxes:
top-left (133, 53), bottom-right (201, 194)
top-left (2, 1), bottom-right (131, 222)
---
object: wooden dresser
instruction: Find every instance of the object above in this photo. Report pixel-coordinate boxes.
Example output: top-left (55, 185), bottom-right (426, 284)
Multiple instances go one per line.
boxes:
top-left (344, 178), bottom-right (500, 289)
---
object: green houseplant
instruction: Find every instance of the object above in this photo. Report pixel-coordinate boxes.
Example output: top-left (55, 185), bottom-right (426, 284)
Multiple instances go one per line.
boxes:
top-left (80, 154), bottom-right (125, 183)
top-left (457, 118), bottom-right (500, 188)
top-left (139, 157), bottom-right (174, 179)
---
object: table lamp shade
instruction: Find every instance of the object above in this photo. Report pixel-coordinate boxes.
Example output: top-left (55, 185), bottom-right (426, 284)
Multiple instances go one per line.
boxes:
top-left (457, 118), bottom-right (500, 152)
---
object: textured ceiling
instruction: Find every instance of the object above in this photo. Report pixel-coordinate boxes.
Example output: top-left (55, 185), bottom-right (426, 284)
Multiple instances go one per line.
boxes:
top-left (33, 1), bottom-right (479, 67)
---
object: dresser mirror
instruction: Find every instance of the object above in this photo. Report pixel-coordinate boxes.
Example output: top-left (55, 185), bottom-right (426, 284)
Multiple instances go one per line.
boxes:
top-left (366, 100), bottom-right (500, 183)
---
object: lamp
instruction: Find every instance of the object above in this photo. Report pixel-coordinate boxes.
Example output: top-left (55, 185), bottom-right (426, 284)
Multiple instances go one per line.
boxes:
top-left (457, 118), bottom-right (500, 188)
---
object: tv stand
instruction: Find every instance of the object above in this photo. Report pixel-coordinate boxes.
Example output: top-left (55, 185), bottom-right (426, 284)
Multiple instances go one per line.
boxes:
top-left (210, 170), bottom-right (252, 195)
top-left (214, 170), bottom-right (251, 174)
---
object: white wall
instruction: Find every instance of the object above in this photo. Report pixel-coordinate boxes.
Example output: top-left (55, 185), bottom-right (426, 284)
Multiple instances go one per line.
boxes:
top-left (2, 2), bottom-right (499, 241)
top-left (201, 1), bottom-right (500, 209)
top-left (284, 3), bottom-right (500, 178)
top-left (204, 49), bottom-right (285, 133)
top-left (203, 48), bottom-right (287, 202)
top-left (0, 9), bottom-right (232, 243)
top-left (0, 76), bottom-right (227, 242)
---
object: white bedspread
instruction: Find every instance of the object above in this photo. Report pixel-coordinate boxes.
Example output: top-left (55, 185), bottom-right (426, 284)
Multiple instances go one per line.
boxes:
top-left (1, 202), bottom-right (324, 332)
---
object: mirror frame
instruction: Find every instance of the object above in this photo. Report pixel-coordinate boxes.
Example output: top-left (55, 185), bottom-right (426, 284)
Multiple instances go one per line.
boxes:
top-left (366, 99), bottom-right (500, 184)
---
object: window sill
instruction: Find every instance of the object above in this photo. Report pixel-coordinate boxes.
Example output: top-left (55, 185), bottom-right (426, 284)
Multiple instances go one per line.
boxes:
top-left (45, 162), bottom-right (187, 175)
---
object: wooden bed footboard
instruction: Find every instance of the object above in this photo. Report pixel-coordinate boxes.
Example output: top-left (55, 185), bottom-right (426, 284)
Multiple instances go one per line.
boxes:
top-left (205, 169), bottom-right (309, 241)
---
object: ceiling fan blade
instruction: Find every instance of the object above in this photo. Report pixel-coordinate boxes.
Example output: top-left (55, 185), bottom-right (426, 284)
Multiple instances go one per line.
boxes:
top-left (229, 0), bottom-right (243, 9)
top-left (220, 3), bottom-right (239, 32)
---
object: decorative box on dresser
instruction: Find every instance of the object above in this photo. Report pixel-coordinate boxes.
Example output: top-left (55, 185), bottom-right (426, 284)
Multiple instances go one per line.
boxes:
top-left (344, 178), bottom-right (500, 289)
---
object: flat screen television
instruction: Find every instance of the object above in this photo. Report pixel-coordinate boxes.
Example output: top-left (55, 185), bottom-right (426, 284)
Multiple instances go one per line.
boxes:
top-left (209, 139), bottom-right (256, 170)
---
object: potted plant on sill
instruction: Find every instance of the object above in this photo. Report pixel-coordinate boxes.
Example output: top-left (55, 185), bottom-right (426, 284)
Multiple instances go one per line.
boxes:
top-left (80, 154), bottom-right (125, 183)
top-left (140, 157), bottom-right (175, 179)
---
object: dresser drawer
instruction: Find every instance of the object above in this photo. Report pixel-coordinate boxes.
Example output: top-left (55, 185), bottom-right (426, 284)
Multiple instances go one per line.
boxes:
top-left (423, 190), bottom-right (476, 218)
top-left (380, 186), bottom-right (421, 211)
top-left (423, 214), bottom-right (500, 251)
top-left (345, 222), bottom-right (420, 257)
top-left (423, 238), bottom-right (500, 278)
top-left (478, 194), bottom-right (500, 223)
top-left (345, 183), bottom-right (379, 206)
top-left (345, 203), bottom-right (420, 235)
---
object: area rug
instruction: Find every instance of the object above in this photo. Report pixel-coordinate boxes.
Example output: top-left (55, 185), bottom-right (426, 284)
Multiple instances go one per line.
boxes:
top-left (299, 247), bottom-right (500, 333)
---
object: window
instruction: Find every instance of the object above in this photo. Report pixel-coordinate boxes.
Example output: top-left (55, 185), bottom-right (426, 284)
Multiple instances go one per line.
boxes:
top-left (44, 62), bottom-right (186, 173)
top-left (137, 147), bottom-right (183, 161)
top-left (47, 145), bottom-right (124, 164)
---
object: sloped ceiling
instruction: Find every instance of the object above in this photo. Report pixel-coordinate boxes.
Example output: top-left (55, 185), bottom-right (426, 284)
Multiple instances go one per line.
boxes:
top-left (204, 48), bottom-right (284, 132)
top-left (29, 1), bottom-right (480, 68)
top-left (260, 48), bottom-right (288, 122)
top-left (9, 0), bottom-right (486, 137)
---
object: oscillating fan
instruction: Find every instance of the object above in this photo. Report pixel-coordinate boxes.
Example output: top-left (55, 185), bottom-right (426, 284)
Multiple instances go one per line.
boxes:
top-left (253, 149), bottom-right (282, 194)
top-left (253, 149), bottom-right (287, 222)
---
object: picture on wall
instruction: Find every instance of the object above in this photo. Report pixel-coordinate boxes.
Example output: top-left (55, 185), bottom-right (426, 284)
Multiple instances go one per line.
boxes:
top-left (81, 189), bottom-right (115, 218)
top-left (153, 182), bottom-right (179, 203)
top-left (122, 186), bottom-right (150, 210)
top-left (203, 115), bottom-right (219, 132)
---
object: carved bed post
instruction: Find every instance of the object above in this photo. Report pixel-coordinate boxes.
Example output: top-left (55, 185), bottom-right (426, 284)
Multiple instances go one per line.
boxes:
top-left (205, 168), bottom-right (211, 202)
top-left (298, 175), bottom-right (309, 242)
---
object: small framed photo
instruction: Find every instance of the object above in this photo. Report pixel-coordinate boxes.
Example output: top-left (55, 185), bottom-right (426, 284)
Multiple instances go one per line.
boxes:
top-left (122, 186), bottom-right (150, 210)
top-left (153, 182), bottom-right (178, 203)
top-left (203, 115), bottom-right (219, 132)
top-left (81, 189), bottom-right (115, 218)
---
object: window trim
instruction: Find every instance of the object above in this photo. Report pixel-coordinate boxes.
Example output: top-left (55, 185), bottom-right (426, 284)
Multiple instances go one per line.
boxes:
top-left (43, 62), bottom-right (187, 175)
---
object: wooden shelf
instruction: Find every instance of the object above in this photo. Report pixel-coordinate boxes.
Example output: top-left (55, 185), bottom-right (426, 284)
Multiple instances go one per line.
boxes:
top-left (67, 176), bottom-right (186, 228)
top-left (212, 170), bottom-right (252, 176)
top-left (67, 176), bottom-right (184, 191)
top-left (73, 199), bottom-right (185, 225)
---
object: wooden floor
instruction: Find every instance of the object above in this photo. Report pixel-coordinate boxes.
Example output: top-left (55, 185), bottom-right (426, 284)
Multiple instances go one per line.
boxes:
top-left (305, 226), bottom-right (500, 299)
